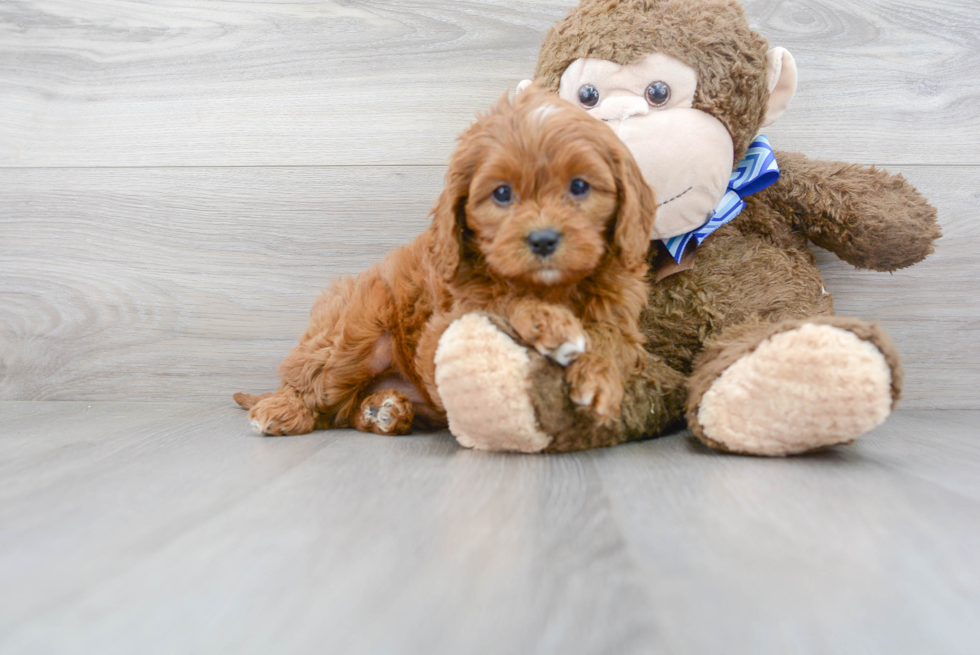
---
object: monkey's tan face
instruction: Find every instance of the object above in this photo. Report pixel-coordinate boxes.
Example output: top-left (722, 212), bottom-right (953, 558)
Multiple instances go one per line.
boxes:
top-left (558, 53), bottom-right (735, 240)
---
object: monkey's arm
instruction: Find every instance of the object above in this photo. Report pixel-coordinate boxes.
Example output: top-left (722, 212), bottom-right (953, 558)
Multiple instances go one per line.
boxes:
top-left (763, 150), bottom-right (941, 271)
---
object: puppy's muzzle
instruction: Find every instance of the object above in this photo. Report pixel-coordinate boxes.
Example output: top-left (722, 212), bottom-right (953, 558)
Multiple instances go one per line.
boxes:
top-left (526, 228), bottom-right (562, 257)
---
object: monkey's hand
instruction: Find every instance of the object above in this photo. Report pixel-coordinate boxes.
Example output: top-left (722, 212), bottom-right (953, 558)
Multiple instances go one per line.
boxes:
top-left (766, 150), bottom-right (940, 272)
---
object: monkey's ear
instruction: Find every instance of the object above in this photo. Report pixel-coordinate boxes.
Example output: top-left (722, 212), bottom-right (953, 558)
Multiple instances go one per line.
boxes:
top-left (612, 147), bottom-right (658, 270)
top-left (762, 47), bottom-right (798, 127)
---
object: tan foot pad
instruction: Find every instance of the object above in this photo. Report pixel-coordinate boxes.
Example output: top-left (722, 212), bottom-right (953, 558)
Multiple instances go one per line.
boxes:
top-left (697, 324), bottom-right (893, 456)
top-left (434, 314), bottom-right (552, 453)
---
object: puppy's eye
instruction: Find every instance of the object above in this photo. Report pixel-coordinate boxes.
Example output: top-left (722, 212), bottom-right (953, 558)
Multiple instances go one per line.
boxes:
top-left (645, 81), bottom-right (671, 107)
top-left (492, 184), bottom-right (514, 206)
top-left (569, 179), bottom-right (590, 198)
top-left (578, 84), bottom-right (600, 108)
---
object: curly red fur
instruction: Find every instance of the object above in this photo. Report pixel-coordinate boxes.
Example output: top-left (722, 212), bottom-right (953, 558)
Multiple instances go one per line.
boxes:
top-left (237, 86), bottom-right (658, 435)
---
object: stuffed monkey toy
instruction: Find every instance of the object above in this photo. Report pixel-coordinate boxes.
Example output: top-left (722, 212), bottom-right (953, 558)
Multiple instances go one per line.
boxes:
top-left (432, 0), bottom-right (941, 455)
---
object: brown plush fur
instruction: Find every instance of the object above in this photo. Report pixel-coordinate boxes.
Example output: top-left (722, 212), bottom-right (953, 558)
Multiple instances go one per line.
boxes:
top-left (504, 0), bottom-right (942, 453)
top-left (236, 87), bottom-right (658, 435)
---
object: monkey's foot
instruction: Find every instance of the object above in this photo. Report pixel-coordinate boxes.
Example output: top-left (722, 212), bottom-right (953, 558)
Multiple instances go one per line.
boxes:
top-left (692, 322), bottom-right (896, 456)
top-left (435, 313), bottom-right (552, 453)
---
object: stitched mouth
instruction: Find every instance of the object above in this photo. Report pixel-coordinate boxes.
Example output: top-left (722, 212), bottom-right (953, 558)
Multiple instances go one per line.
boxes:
top-left (658, 186), bottom-right (693, 207)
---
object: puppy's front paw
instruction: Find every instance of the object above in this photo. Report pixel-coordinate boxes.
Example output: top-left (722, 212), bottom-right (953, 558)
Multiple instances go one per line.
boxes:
top-left (511, 303), bottom-right (587, 367)
top-left (566, 354), bottom-right (624, 421)
top-left (248, 391), bottom-right (316, 436)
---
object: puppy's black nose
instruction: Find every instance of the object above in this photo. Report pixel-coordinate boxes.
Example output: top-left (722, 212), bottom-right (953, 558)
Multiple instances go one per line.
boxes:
top-left (526, 228), bottom-right (562, 257)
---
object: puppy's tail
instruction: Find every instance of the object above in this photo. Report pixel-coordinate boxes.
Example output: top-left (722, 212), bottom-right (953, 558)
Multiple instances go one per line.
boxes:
top-left (233, 392), bottom-right (272, 410)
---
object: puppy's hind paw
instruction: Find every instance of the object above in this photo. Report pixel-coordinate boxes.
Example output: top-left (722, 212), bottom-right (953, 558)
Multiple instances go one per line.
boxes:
top-left (248, 392), bottom-right (316, 436)
top-left (354, 390), bottom-right (415, 435)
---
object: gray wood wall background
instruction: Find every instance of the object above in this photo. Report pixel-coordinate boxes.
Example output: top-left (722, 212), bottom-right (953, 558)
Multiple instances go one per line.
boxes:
top-left (1, 0), bottom-right (977, 408)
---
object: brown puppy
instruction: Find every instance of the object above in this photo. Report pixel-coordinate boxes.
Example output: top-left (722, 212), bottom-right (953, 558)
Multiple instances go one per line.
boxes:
top-left (235, 86), bottom-right (657, 436)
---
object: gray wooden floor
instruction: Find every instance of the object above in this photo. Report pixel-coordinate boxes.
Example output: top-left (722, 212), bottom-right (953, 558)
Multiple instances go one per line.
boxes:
top-left (1, 402), bottom-right (978, 654)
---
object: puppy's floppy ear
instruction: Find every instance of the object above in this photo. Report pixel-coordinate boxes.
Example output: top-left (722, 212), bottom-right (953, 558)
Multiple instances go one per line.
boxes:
top-left (429, 132), bottom-right (479, 283)
top-left (609, 139), bottom-right (657, 270)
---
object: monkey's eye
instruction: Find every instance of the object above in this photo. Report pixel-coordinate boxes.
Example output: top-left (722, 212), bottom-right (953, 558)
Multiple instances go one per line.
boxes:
top-left (492, 184), bottom-right (514, 206)
top-left (645, 81), bottom-right (671, 107)
top-left (569, 179), bottom-right (590, 198)
top-left (578, 84), bottom-right (600, 108)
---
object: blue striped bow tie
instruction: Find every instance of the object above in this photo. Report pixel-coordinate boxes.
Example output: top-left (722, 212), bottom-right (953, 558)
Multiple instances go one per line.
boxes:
top-left (661, 136), bottom-right (780, 264)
